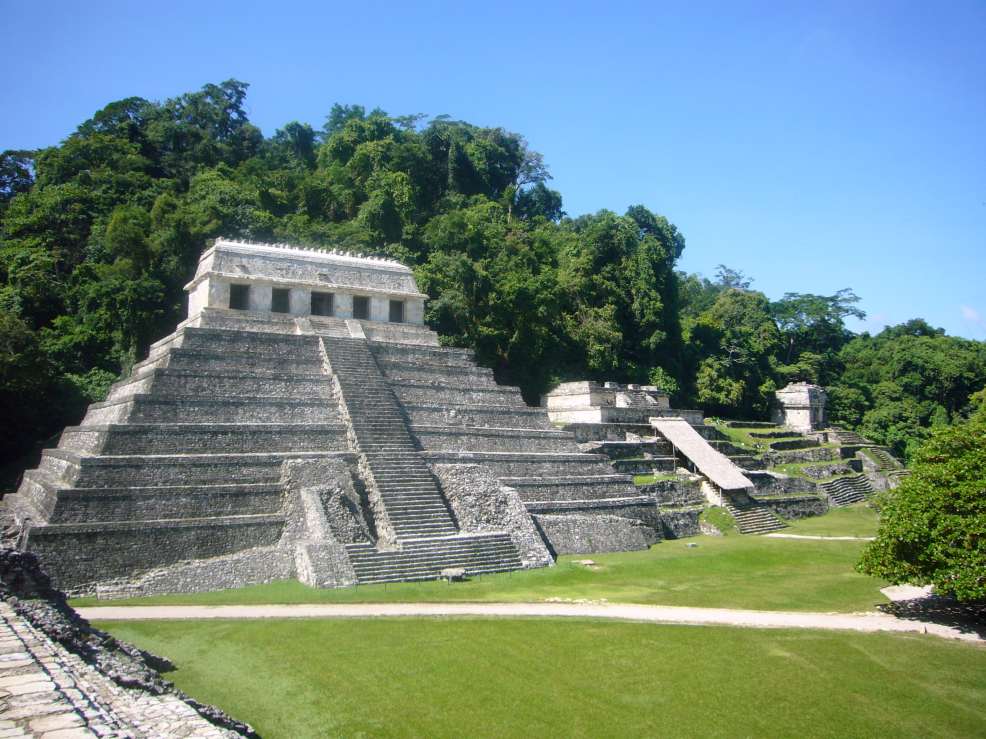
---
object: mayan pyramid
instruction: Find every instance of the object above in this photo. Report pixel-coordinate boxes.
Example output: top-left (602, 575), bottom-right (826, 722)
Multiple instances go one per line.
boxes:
top-left (4, 239), bottom-right (665, 596)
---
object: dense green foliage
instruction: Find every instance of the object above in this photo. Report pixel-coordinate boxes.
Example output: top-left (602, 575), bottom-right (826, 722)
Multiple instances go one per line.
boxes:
top-left (828, 320), bottom-right (986, 459)
top-left (858, 392), bottom-right (986, 602)
top-left (104, 618), bottom-right (986, 739)
top-left (2, 80), bottom-right (984, 468)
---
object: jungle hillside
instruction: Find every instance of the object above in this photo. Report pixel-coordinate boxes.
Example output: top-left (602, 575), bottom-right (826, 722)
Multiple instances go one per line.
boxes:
top-left (2, 80), bottom-right (985, 472)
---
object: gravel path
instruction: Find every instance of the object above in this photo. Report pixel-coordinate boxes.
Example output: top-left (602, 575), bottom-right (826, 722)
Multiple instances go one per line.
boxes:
top-left (78, 602), bottom-right (983, 643)
top-left (764, 533), bottom-right (876, 541)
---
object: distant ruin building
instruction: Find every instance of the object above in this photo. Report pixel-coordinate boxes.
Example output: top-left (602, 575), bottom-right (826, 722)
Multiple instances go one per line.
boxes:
top-left (772, 382), bottom-right (828, 433)
top-left (4, 239), bottom-right (679, 596)
top-left (543, 382), bottom-right (763, 530)
top-left (542, 381), bottom-right (675, 425)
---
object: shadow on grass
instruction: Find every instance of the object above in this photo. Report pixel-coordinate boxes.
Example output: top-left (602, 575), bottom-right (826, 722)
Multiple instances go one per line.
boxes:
top-left (879, 596), bottom-right (986, 640)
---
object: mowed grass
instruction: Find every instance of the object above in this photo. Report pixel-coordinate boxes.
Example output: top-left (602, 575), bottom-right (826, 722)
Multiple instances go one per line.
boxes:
top-left (785, 502), bottom-right (880, 538)
top-left (99, 618), bottom-right (986, 739)
top-left (74, 534), bottom-right (888, 612)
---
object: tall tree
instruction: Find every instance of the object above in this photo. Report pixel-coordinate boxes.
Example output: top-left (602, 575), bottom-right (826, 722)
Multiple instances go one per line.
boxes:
top-left (858, 391), bottom-right (986, 602)
top-left (771, 288), bottom-right (864, 383)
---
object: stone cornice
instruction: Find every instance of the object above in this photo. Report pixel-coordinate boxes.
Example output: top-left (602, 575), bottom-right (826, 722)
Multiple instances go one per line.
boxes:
top-left (184, 270), bottom-right (427, 299)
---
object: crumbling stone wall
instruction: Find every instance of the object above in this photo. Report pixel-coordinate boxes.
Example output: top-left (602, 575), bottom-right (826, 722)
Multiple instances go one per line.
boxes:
top-left (754, 495), bottom-right (829, 519)
top-left (280, 458), bottom-right (364, 588)
top-left (433, 464), bottom-right (553, 569)
top-left (532, 513), bottom-right (660, 554)
top-left (640, 477), bottom-right (704, 507)
top-left (658, 509), bottom-right (702, 538)
top-left (746, 471), bottom-right (817, 496)
top-left (0, 549), bottom-right (253, 737)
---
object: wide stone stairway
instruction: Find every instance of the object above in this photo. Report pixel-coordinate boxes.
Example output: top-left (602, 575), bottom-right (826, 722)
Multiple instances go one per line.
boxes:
top-left (820, 474), bottom-right (874, 506)
top-left (371, 346), bottom-right (652, 497)
top-left (723, 496), bottom-right (787, 534)
top-left (322, 336), bottom-right (521, 583)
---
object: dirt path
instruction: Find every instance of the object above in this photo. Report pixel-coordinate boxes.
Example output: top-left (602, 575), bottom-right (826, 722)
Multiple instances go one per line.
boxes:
top-left (77, 602), bottom-right (983, 643)
top-left (764, 533), bottom-right (875, 541)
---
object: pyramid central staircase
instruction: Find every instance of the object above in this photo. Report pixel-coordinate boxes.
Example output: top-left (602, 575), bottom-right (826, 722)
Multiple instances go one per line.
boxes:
top-left (5, 309), bottom-right (667, 592)
top-left (322, 335), bottom-right (521, 583)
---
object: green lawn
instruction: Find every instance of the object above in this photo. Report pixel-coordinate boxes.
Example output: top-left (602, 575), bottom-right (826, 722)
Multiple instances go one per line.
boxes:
top-left (700, 505), bottom-right (738, 535)
top-left (709, 422), bottom-right (804, 450)
top-left (74, 534), bottom-right (888, 612)
top-left (785, 503), bottom-right (880, 538)
top-left (99, 618), bottom-right (986, 739)
top-left (632, 473), bottom-right (678, 485)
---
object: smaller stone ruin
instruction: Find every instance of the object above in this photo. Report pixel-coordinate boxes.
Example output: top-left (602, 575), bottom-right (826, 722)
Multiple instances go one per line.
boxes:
top-left (541, 381), bottom-right (690, 425)
top-left (772, 382), bottom-right (828, 433)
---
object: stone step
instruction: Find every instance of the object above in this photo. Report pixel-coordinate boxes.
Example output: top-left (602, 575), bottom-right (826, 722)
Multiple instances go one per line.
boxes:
top-left (868, 447), bottom-right (902, 470)
top-left (523, 497), bottom-right (658, 513)
top-left (138, 348), bottom-right (325, 375)
top-left (59, 423), bottom-right (350, 455)
top-left (42, 482), bottom-right (284, 524)
top-left (349, 546), bottom-right (519, 564)
top-left (391, 381), bottom-right (527, 407)
top-left (379, 500), bottom-right (453, 510)
top-left (25, 513), bottom-right (287, 588)
top-left (376, 356), bottom-right (493, 378)
top-left (412, 426), bottom-right (580, 454)
top-left (820, 474), bottom-right (873, 506)
top-left (504, 475), bottom-right (641, 503)
top-left (402, 402), bottom-right (554, 430)
top-left (422, 451), bottom-right (623, 479)
top-left (724, 499), bottom-right (787, 534)
top-left (379, 365), bottom-right (501, 388)
top-left (708, 440), bottom-right (750, 456)
top-left (328, 337), bottom-right (459, 538)
top-left (728, 454), bottom-right (768, 470)
top-left (345, 534), bottom-right (521, 583)
top-left (106, 368), bottom-right (333, 403)
top-left (611, 457), bottom-right (678, 475)
top-left (769, 438), bottom-right (821, 451)
top-left (38, 448), bottom-right (351, 488)
top-left (373, 478), bottom-right (441, 488)
top-left (582, 440), bottom-right (672, 460)
top-left (351, 554), bottom-right (518, 574)
top-left (82, 394), bottom-right (340, 425)
top-left (384, 511), bottom-right (457, 521)
top-left (152, 326), bottom-right (318, 359)
top-left (369, 343), bottom-right (476, 365)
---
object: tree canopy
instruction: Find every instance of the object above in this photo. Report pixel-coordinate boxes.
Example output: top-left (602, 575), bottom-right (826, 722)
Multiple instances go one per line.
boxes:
top-left (857, 392), bottom-right (986, 602)
top-left (1, 79), bottom-right (984, 469)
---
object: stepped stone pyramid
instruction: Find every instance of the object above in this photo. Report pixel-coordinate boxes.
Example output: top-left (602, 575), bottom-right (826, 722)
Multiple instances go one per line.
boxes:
top-left (4, 239), bottom-right (664, 596)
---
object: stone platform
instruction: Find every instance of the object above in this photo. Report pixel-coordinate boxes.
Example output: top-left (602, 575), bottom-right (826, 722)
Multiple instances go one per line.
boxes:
top-left (3, 240), bottom-right (664, 595)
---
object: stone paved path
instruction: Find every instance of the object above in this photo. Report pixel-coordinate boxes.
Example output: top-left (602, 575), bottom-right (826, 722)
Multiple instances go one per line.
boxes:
top-left (0, 603), bottom-right (236, 738)
top-left (78, 602), bottom-right (983, 644)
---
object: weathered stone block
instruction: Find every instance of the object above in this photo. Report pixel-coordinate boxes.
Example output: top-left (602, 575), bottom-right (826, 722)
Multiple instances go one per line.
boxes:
top-left (433, 464), bottom-right (552, 569)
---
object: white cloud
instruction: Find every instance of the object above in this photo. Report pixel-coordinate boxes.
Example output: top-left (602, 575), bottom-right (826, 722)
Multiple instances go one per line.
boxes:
top-left (961, 305), bottom-right (986, 334)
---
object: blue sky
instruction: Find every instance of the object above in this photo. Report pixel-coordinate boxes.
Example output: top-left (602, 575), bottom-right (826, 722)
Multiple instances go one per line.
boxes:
top-left (3, 0), bottom-right (984, 338)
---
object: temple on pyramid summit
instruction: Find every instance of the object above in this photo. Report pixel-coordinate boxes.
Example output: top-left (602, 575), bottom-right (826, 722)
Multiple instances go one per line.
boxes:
top-left (4, 238), bottom-right (687, 597)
